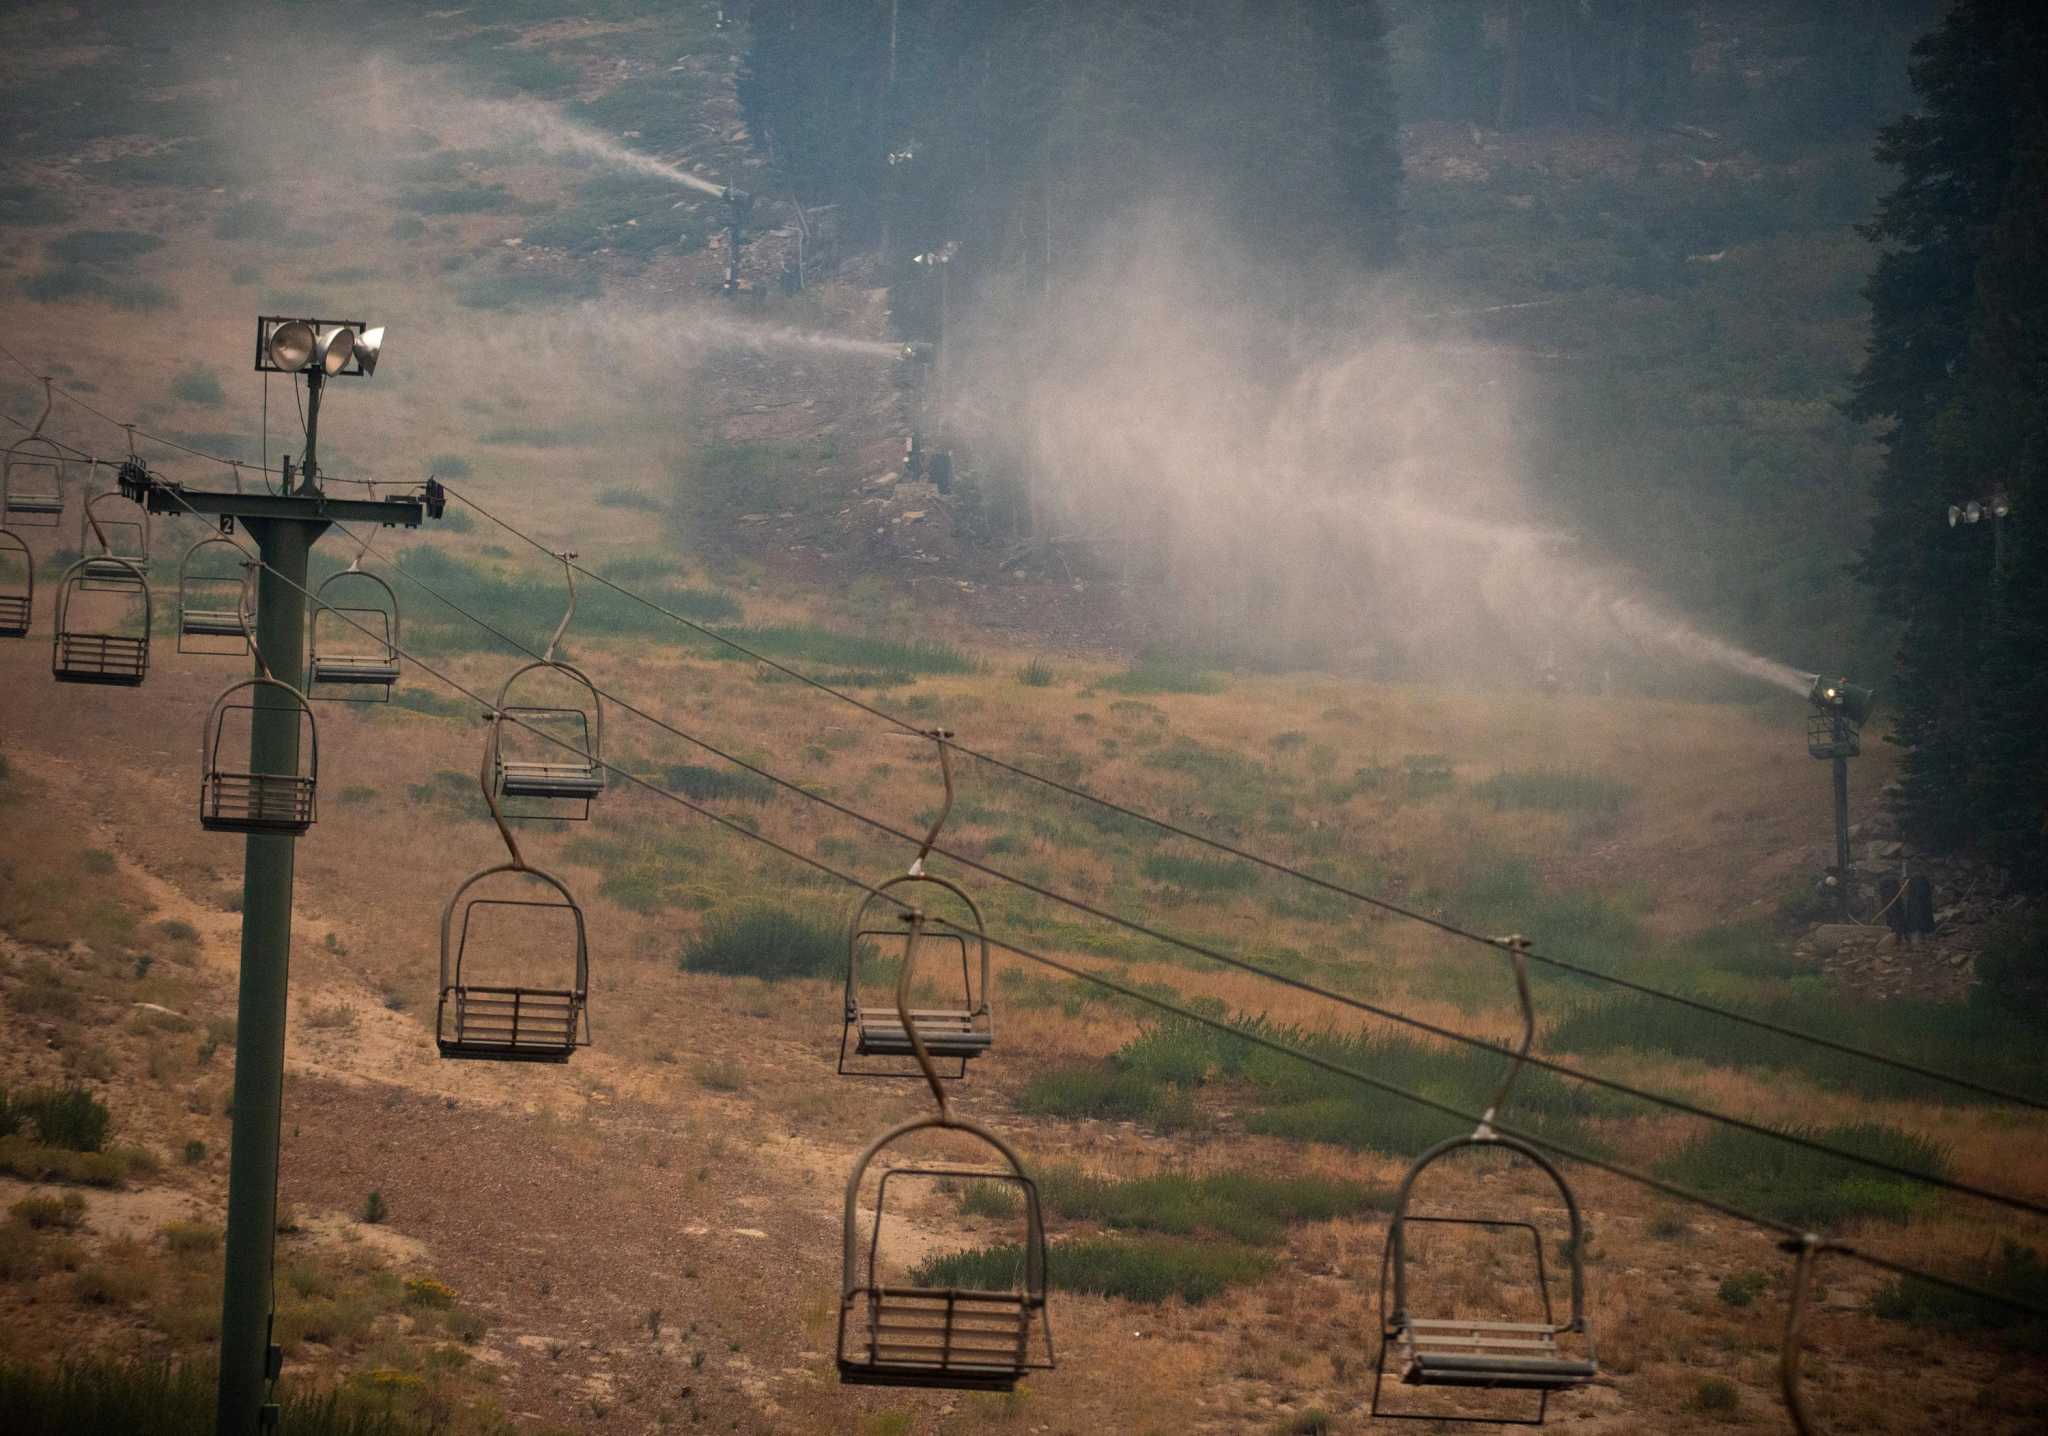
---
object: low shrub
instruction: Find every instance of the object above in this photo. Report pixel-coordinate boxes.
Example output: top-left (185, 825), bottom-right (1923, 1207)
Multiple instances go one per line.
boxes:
top-left (1655, 1122), bottom-right (1949, 1229)
top-left (680, 907), bottom-right (852, 982)
top-left (10, 1085), bottom-right (110, 1152)
top-left (913, 1236), bottom-right (1269, 1304)
top-left (1717, 1270), bottom-right (1768, 1307)
top-left (664, 764), bottom-right (776, 804)
top-left (1016, 658), bottom-right (1056, 687)
top-left (169, 369), bottom-right (225, 406)
top-left (1101, 651), bottom-right (1225, 695)
top-left (10, 1193), bottom-right (86, 1230)
top-left (1140, 852), bottom-right (1258, 894)
top-left (160, 1222), bottom-right (220, 1256)
top-left (1689, 1377), bottom-right (1740, 1417)
top-left (1871, 1240), bottom-right (2048, 1342)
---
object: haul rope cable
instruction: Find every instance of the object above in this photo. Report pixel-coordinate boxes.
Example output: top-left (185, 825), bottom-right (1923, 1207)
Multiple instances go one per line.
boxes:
top-left (105, 468), bottom-right (2048, 1323)
top-left (44, 433), bottom-right (2035, 1222)
top-left (13, 385), bottom-right (2048, 1198)
top-left (4, 350), bottom-right (2048, 1122)
top-left (443, 482), bottom-right (2048, 1113)
top-left (309, 508), bottom-right (2048, 1216)
top-left (4, 330), bottom-right (2031, 1114)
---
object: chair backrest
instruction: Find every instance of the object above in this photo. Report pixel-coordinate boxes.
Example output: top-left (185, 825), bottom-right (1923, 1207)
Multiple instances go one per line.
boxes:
top-left (438, 862), bottom-right (590, 997)
top-left (312, 568), bottom-right (399, 658)
top-left (204, 676), bottom-right (319, 783)
top-left (490, 659), bottom-right (604, 780)
top-left (845, 872), bottom-right (991, 1020)
top-left (1384, 1133), bottom-right (1590, 1342)
top-left (54, 555), bottom-right (150, 634)
top-left (842, 1113), bottom-right (1047, 1305)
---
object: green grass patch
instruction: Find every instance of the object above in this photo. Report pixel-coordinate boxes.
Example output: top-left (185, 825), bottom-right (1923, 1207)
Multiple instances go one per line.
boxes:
top-left (1016, 658), bottom-right (1055, 687)
top-left (1549, 987), bottom-right (2048, 1105)
top-left (913, 1236), bottom-right (1269, 1305)
top-left (1034, 1166), bottom-right (1387, 1244)
top-left (662, 764), bottom-right (775, 804)
top-left (1101, 651), bottom-right (1225, 695)
top-left (388, 547), bottom-right (738, 653)
top-left (47, 230), bottom-right (162, 265)
top-left (1019, 1066), bottom-right (1199, 1131)
top-left (1139, 851), bottom-right (1258, 894)
top-left (400, 183), bottom-right (518, 215)
top-left (19, 267), bottom-right (171, 310)
top-left (678, 906), bottom-right (853, 982)
top-left (698, 624), bottom-right (975, 676)
top-left (168, 369), bottom-right (224, 406)
top-left (0, 1358), bottom-right (425, 1434)
top-left (1470, 767), bottom-right (1634, 813)
top-left (1654, 1122), bottom-right (1950, 1229)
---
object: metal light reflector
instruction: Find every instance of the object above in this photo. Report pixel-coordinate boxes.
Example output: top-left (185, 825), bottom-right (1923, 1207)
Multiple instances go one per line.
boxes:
top-left (314, 326), bottom-right (357, 376)
top-left (351, 327), bottom-right (384, 377)
top-left (265, 320), bottom-right (316, 371)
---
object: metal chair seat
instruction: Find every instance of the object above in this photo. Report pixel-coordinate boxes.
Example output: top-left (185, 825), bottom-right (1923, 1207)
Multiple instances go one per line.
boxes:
top-left (841, 1288), bottom-right (1036, 1391)
top-left (53, 633), bottom-right (148, 684)
top-left (498, 761), bottom-right (604, 799)
top-left (7, 492), bottom-right (62, 516)
top-left (201, 772), bottom-right (316, 834)
top-left (438, 985), bottom-right (582, 1062)
top-left (854, 1008), bottom-right (992, 1059)
top-left (182, 608), bottom-right (247, 637)
top-left (1396, 1321), bottom-right (1597, 1390)
top-left (309, 653), bottom-right (399, 685)
top-left (0, 594), bottom-right (27, 638)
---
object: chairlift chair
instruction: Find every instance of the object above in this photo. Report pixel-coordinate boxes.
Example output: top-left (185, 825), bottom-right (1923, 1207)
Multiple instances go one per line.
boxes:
top-left (51, 556), bottom-right (150, 685)
top-left (307, 566), bottom-right (401, 698)
top-left (1, 435), bottom-right (66, 528)
top-left (77, 487), bottom-right (151, 590)
top-left (487, 552), bottom-right (604, 818)
top-left (200, 678), bottom-right (319, 833)
top-left (489, 661), bottom-right (605, 816)
top-left (837, 912), bottom-right (1052, 1390)
top-left (1372, 937), bottom-right (1596, 1424)
top-left (840, 873), bottom-right (992, 1078)
top-left (436, 863), bottom-right (591, 1062)
top-left (177, 536), bottom-right (252, 655)
top-left (839, 1115), bottom-right (1054, 1390)
top-left (0, 528), bottom-right (31, 638)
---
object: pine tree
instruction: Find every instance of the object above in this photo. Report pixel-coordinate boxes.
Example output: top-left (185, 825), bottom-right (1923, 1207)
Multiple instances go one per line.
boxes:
top-left (1851, 1), bottom-right (2048, 871)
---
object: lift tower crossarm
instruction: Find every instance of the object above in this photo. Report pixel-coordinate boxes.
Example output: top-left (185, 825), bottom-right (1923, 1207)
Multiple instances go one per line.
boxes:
top-left (117, 463), bottom-right (435, 529)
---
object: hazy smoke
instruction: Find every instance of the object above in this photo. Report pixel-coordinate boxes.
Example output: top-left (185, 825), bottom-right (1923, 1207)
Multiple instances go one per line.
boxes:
top-left (948, 207), bottom-right (1806, 692)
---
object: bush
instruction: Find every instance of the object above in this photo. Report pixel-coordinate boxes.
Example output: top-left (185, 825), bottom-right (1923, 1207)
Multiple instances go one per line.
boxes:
top-left (455, 269), bottom-right (602, 311)
top-left (679, 907), bottom-right (851, 982)
top-left (1871, 1240), bottom-right (2048, 1341)
top-left (956, 1180), bottom-right (1022, 1218)
top-left (11, 1085), bottom-right (110, 1152)
top-left (1717, 1270), bottom-right (1768, 1307)
top-left (362, 1191), bottom-right (387, 1224)
top-left (1689, 1377), bottom-right (1741, 1416)
top-left (1016, 658), bottom-right (1056, 687)
top-left (1655, 1122), bottom-right (1949, 1229)
top-left (10, 1193), bottom-right (86, 1230)
top-left (1974, 908), bottom-right (2048, 1020)
top-left (913, 1236), bottom-right (1269, 1305)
